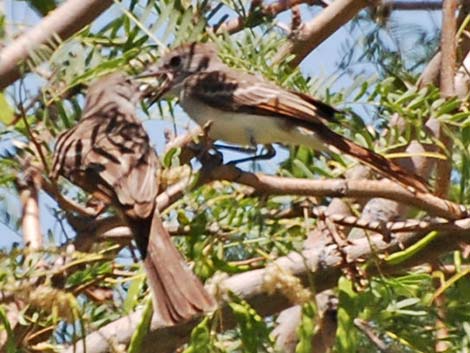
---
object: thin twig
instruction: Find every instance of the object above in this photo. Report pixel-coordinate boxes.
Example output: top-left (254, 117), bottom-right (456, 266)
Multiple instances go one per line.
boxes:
top-left (354, 319), bottom-right (390, 352)
top-left (41, 177), bottom-right (103, 217)
top-left (310, 207), bottom-right (459, 235)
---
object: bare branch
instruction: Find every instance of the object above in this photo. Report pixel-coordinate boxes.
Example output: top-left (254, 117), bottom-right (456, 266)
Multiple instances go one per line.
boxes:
top-left (440, 0), bottom-right (457, 97)
top-left (41, 177), bottom-right (103, 217)
top-left (16, 161), bottom-right (43, 250)
top-left (434, 0), bottom-right (457, 198)
top-left (310, 207), bottom-right (466, 235)
top-left (155, 175), bottom-right (194, 211)
top-left (157, 131), bottom-right (466, 221)
top-left (429, 4), bottom-right (458, 336)
top-left (206, 164), bottom-right (467, 220)
top-left (0, 0), bottom-right (112, 90)
top-left (418, 0), bottom-right (470, 88)
top-left (273, 305), bottom-right (302, 353)
top-left (274, 0), bottom-right (373, 67)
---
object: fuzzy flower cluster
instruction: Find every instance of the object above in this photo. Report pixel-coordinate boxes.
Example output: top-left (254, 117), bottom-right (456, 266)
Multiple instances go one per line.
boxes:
top-left (15, 284), bottom-right (78, 322)
top-left (262, 264), bottom-right (312, 305)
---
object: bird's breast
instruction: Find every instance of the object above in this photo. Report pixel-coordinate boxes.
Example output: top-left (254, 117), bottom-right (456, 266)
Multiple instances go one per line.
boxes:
top-left (179, 95), bottom-right (324, 150)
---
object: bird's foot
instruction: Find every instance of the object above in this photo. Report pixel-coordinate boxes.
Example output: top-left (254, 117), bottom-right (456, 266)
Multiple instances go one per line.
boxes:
top-left (85, 197), bottom-right (108, 217)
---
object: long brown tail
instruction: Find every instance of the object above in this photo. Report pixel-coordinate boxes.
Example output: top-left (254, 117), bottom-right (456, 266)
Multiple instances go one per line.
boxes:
top-left (311, 122), bottom-right (429, 193)
top-left (129, 211), bottom-right (215, 324)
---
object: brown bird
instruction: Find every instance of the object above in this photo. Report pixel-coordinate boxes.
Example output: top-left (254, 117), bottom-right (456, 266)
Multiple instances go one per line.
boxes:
top-left (50, 73), bottom-right (215, 324)
top-left (139, 42), bottom-right (428, 193)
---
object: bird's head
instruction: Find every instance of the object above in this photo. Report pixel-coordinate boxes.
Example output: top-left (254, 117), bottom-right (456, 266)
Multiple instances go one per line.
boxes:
top-left (136, 42), bottom-right (223, 101)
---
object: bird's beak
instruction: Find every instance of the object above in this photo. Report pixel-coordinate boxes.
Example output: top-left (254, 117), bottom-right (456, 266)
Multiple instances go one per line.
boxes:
top-left (135, 68), bottom-right (173, 102)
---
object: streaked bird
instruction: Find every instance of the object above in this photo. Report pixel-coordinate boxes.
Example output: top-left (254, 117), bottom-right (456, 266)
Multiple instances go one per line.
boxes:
top-left (50, 72), bottom-right (215, 324)
top-left (139, 42), bottom-right (428, 193)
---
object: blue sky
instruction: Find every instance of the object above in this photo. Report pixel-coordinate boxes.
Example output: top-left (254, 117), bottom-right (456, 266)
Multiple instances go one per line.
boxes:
top-left (0, 1), bottom-right (441, 248)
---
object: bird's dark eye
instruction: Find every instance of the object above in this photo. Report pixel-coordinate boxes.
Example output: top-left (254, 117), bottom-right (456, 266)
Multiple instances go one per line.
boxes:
top-left (169, 55), bottom-right (182, 68)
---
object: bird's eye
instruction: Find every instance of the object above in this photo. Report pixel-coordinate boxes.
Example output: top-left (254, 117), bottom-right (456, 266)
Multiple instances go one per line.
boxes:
top-left (169, 55), bottom-right (182, 68)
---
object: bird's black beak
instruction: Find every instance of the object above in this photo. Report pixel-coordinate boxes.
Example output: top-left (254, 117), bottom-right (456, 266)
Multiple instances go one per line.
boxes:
top-left (134, 68), bottom-right (173, 103)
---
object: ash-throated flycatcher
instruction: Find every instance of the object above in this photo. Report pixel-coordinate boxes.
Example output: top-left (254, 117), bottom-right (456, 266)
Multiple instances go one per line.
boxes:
top-left (139, 42), bottom-right (428, 193)
top-left (51, 73), bottom-right (215, 324)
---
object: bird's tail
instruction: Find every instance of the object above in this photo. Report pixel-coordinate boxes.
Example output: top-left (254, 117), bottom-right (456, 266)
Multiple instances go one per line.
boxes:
top-left (311, 123), bottom-right (429, 193)
top-left (130, 211), bottom-right (215, 324)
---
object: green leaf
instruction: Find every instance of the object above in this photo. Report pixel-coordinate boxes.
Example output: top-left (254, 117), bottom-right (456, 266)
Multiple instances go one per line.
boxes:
top-left (353, 81), bottom-right (369, 101)
top-left (385, 231), bottom-right (439, 265)
top-left (163, 147), bottom-right (181, 168)
top-left (0, 306), bottom-right (16, 353)
top-left (123, 268), bottom-right (146, 313)
top-left (229, 299), bottom-right (270, 353)
top-left (0, 93), bottom-right (14, 125)
top-left (183, 317), bottom-right (214, 353)
top-left (295, 302), bottom-right (317, 353)
top-left (336, 277), bottom-right (358, 353)
top-left (434, 98), bottom-right (461, 116)
top-left (28, 0), bottom-right (57, 16)
top-left (128, 296), bottom-right (153, 353)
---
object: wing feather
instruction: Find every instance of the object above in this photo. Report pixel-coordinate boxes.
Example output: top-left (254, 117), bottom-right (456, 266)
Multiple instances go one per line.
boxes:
top-left (185, 70), bottom-right (339, 125)
top-left (53, 111), bottom-right (158, 219)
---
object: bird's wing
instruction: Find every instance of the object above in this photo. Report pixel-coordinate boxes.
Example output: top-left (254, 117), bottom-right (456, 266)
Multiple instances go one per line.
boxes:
top-left (52, 112), bottom-right (158, 219)
top-left (185, 70), bottom-right (339, 126)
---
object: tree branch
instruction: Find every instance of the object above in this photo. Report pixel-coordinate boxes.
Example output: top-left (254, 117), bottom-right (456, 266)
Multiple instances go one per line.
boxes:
top-left (0, 0), bottom-right (112, 90)
top-left (418, 0), bottom-right (470, 88)
top-left (274, 0), bottom-right (373, 66)
top-left (205, 164), bottom-right (467, 220)
top-left (433, 1), bottom-right (457, 349)
top-left (434, 0), bottom-right (457, 198)
top-left (15, 161), bottom-right (43, 250)
top-left (215, 0), bottom-right (323, 34)
top-left (63, 217), bottom-right (470, 353)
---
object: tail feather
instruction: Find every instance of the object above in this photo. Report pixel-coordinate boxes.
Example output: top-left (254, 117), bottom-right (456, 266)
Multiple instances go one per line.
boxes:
top-left (312, 123), bottom-right (429, 193)
top-left (131, 211), bottom-right (215, 324)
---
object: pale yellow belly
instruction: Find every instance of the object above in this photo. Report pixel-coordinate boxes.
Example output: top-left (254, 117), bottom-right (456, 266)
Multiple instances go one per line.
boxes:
top-left (180, 96), bottom-right (325, 151)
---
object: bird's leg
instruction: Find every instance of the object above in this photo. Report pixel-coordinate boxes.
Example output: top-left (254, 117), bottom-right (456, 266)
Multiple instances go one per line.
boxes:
top-left (227, 144), bottom-right (276, 165)
top-left (212, 144), bottom-right (258, 154)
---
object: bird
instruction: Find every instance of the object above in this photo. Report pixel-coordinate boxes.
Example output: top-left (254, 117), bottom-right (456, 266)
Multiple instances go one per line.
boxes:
top-left (50, 72), bottom-right (215, 324)
top-left (138, 42), bottom-right (429, 193)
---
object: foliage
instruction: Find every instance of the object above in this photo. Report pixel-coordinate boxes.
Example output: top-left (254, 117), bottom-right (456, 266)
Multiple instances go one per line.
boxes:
top-left (0, 1), bottom-right (469, 353)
